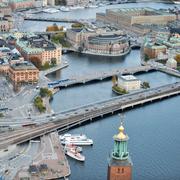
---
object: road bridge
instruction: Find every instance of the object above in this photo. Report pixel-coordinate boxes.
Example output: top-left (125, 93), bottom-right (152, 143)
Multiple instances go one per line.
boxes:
top-left (48, 65), bottom-right (155, 88)
top-left (24, 17), bottom-right (80, 23)
top-left (0, 82), bottom-right (180, 150)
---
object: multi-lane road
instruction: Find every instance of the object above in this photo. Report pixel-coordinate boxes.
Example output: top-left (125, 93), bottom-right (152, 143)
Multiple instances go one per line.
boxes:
top-left (0, 81), bottom-right (179, 150)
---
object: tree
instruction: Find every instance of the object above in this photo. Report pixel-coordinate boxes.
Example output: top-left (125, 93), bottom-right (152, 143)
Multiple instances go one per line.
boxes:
top-left (144, 54), bottom-right (149, 62)
top-left (46, 23), bottom-right (63, 32)
top-left (71, 23), bottom-right (84, 29)
top-left (42, 62), bottom-right (50, 70)
top-left (29, 56), bottom-right (42, 69)
top-left (112, 75), bottom-right (118, 86)
top-left (51, 58), bottom-right (57, 66)
top-left (175, 54), bottom-right (180, 64)
top-left (40, 88), bottom-right (52, 98)
top-left (141, 81), bottom-right (150, 89)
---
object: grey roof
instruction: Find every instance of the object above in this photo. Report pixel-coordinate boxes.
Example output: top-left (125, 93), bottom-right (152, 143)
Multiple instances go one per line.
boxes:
top-left (10, 61), bottom-right (38, 71)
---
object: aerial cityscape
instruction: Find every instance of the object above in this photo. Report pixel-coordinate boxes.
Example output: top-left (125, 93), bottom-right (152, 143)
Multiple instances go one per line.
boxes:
top-left (0, 0), bottom-right (180, 179)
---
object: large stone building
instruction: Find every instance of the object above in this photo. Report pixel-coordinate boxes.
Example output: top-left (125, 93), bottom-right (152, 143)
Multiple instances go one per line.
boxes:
top-left (16, 34), bottom-right (61, 66)
top-left (8, 0), bottom-right (34, 10)
top-left (107, 121), bottom-right (132, 180)
top-left (8, 61), bottom-right (39, 84)
top-left (118, 75), bottom-right (141, 91)
top-left (97, 7), bottom-right (177, 35)
top-left (86, 33), bottom-right (130, 56)
top-left (67, 27), bottom-right (130, 56)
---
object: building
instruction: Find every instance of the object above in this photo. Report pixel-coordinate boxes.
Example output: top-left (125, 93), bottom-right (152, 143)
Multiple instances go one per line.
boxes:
top-left (8, 0), bottom-right (35, 11)
top-left (8, 61), bottom-right (39, 85)
top-left (65, 0), bottom-right (88, 6)
top-left (0, 13), bottom-right (13, 32)
top-left (86, 33), bottom-right (130, 56)
top-left (47, 0), bottom-right (54, 6)
top-left (66, 27), bottom-right (130, 56)
top-left (107, 121), bottom-right (132, 180)
top-left (0, 3), bottom-right (12, 15)
top-left (144, 43), bottom-right (167, 59)
top-left (16, 34), bottom-right (61, 66)
top-left (96, 7), bottom-right (176, 35)
top-left (118, 75), bottom-right (141, 91)
top-left (66, 27), bottom-right (96, 46)
top-left (166, 57), bottom-right (177, 69)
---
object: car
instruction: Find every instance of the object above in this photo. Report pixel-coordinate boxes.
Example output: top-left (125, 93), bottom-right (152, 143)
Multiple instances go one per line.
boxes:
top-left (36, 86), bottom-right (40, 90)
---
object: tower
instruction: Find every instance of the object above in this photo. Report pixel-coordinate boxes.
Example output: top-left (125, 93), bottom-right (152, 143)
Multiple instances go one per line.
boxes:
top-left (107, 119), bottom-right (132, 180)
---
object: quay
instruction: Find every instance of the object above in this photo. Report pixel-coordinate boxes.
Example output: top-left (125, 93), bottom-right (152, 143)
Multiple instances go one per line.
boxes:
top-left (0, 82), bottom-right (180, 150)
top-left (48, 65), bottom-right (155, 88)
top-left (14, 132), bottom-right (70, 180)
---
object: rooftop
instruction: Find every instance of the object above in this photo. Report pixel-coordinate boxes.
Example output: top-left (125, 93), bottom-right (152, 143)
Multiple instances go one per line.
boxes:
top-left (119, 75), bottom-right (139, 81)
top-left (10, 61), bottom-right (38, 71)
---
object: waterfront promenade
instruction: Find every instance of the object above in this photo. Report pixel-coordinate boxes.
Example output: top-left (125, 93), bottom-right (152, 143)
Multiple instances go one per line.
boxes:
top-left (14, 132), bottom-right (70, 180)
top-left (0, 82), bottom-right (179, 150)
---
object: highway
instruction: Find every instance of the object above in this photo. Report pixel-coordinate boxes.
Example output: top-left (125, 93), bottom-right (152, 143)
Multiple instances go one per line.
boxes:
top-left (0, 81), bottom-right (180, 150)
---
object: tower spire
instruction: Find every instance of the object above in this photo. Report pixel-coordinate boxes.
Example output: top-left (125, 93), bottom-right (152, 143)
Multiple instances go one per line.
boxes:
top-left (107, 114), bottom-right (132, 180)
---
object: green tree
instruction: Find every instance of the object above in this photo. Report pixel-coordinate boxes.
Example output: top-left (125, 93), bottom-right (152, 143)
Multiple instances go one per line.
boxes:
top-left (51, 58), bottom-right (57, 66)
top-left (144, 54), bottom-right (149, 62)
top-left (40, 88), bottom-right (52, 98)
top-left (141, 81), bottom-right (150, 89)
top-left (175, 54), bottom-right (180, 64)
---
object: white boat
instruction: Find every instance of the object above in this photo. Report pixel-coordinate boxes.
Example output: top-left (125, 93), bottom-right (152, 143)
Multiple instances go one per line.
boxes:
top-left (64, 144), bottom-right (82, 152)
top-left (60, 6), bottom-right (70, 12)
top-left (43, 8), bottom-right (59, 13)
top-left (70, 6), bottom-right (84, 10)
top-left (60, 134), bottom-right (93, 145)
top-left (86, 4), bottom-right (98, 8)
top-left (174, 1), bottom-right (180, 4)
top-left (65, 148), bottom-right (85, 161)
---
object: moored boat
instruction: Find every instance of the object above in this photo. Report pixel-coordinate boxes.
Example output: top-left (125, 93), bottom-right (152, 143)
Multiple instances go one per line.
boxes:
top-left (60, 6), bottom-right (70, 12)
top-left (64, 144), bottom-right (83, 152)
top-left (65, 147), bottom-right (85, 161)
top-left (60, 134), bottom-right (93, 145)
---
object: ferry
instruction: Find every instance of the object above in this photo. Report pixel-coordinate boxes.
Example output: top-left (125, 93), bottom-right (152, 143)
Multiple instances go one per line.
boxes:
top-left (65, 147), bottom-right (85, 161)
top-left (43, 8), bottom-right (59, 14)
top-left (60, 6), bottom-right (70, 12)
top-left (60, 134), bottom-right (93, 145)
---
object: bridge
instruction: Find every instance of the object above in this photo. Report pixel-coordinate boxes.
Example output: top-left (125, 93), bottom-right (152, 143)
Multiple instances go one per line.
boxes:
top-left (24, 17), bottom-right (80, 23)
top-left (48, 65), bottom-right (155, 88)
top-left (0, 82), bottom-right (180, 150)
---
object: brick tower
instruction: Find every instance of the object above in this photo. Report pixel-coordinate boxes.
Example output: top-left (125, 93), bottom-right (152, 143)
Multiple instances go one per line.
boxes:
top-left (107, 121), bottom-right (132, 180)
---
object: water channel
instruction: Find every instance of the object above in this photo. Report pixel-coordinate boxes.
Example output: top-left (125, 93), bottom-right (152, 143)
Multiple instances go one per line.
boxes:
top-left (22, 2), bottom-right (180, 179)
